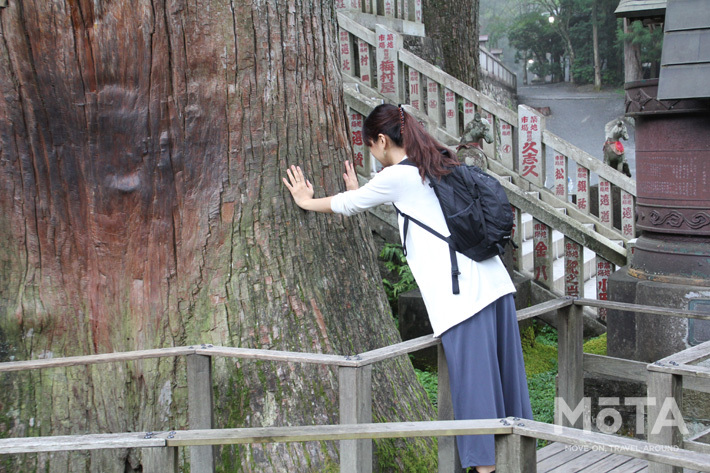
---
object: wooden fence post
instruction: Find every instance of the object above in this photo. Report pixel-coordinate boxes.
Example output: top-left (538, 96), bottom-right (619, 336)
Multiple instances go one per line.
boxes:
top-left (494, 431), bottom-right (537, 473)
top-left (143, 445), bottom-right (179, 473)
top-left (339, 364), bottom-right (373, 473)
top-left (437, 344), bottom-right (462, 473)
top-left (648, 371), bottom-right (683, 473)
top-left (187, 354), bottom-right (215, 473)
top-left (556, 302), bottom-right (585, 430)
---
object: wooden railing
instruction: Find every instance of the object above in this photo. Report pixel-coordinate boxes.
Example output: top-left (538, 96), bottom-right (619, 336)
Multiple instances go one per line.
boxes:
top-left (2, 298), bottom-right (710, 472)
top-left (336, 10), bottom-right (637, 311)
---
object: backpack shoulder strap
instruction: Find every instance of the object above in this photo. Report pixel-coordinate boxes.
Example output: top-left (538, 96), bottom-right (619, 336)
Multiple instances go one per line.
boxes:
top-left (392, 204), bottom-right (461, 295)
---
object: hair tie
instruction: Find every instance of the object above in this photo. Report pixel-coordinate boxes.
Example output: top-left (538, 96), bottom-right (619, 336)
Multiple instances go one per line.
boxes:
top-left (398, 104), bottom-right (405, 135)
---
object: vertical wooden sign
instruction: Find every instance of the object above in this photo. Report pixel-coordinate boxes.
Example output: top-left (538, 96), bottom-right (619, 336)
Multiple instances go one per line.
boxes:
top-left (518, 105), bottom-right (544, 188)
top-left (376, 26), bottom-right (401, 101)
top-left (564, 237), bottom-right (583, 298)
top-left (596, 258), bottom-right (613, 322)
top-left (426, 77), bottom-right (440, 126)
top-left (444, 88), bottom-right (458, 136)
top-left (414, 0), bottom-right (422, 22)
top-left (384, 0), bottom-right (394, 17)
top-left (409, 69), bottom-right (421, 110)
top-left (350, 110), bottom-right (368, 175)
top-left (621, 190), bottom-right (635, 239)
top-left (358, 40), bottom-right (371, 87)
top-left (499, 120), bottom-right (514, 170)
top-left (463, 99), bottom-right (475, 129)
top-left (599, 178), bottom-right (612, 228)
top-left (533, 220), bottom-right (553, 290)
top-left (554, 154), bottom-right (568, 199)
top-left (339, 29), bottom-right (353, 77)
top-left (576, 166), bottom-right (590, 214)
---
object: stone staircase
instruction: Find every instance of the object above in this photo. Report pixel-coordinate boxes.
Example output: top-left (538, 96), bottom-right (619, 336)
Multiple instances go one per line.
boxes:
top-left (336, 1), bottom-right (637, 322)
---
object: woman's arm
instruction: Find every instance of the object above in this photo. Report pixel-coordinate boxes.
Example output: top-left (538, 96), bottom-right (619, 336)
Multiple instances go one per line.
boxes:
top-left (283, 161), bottom-right (359, 213)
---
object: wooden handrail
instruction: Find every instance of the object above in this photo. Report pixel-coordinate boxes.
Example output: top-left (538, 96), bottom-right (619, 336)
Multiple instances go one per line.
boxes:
top-left (2, 298), bottom-right (708, 374)
top-left (3, 297), bottom-right (710, 472)
top-left (4, 417), bottom-right (710, 472)
top-left (0, 345), bottom-right (357, 373)
top-left (575, 298), bottom-right (710, 321)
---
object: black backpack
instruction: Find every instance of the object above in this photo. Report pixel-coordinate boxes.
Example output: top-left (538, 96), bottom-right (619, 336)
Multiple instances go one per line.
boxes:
top-left (394, 157), bottom-right (514, 294)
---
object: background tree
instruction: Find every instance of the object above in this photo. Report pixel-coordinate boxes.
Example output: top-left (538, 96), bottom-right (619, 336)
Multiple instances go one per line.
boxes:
top-left (619, 18), bottom-right (664, 80)
top-left (482, 0), bottom-right (623, 87)
top-left (421, 0), bottom-right (481, 88)
top-left (0, 1), bottom-right (435, 471)
top-left (508, 11), bottom-right (564, 83)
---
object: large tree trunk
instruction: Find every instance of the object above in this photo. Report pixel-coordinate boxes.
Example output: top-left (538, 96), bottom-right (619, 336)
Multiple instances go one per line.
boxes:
top-left (422, 0), bottom-right (480, 89)
top-left (0, 1), bottom-right (435, 471)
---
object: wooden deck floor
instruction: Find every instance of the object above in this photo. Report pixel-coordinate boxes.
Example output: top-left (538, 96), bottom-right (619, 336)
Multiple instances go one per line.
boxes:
top-left (536, 441), bottom-right (706, 472)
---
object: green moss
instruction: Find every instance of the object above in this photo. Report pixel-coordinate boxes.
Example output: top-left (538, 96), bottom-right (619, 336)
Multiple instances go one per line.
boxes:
top-left (374, 436), bottom-right (438, 472)
top-left (583, 332), bottom-right (607, 355)
top-left (215, 368), bottom-right (252, 472)
top-left (521, 323), bottom-right (558, 378)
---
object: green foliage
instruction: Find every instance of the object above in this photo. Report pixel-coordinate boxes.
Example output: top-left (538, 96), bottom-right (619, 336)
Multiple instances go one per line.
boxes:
top-left (507, 10), bottom-right (565, 79)
top-left (523, 321), bottom-right (559, 449)
top-left (379, 244), bottom-right (418, 315)
top-left (528, 369), bottom-right (557, 425)
top-left (491, 0), bottom-right (624, 86)
top-left (415, 368), bottom-right (438, 408)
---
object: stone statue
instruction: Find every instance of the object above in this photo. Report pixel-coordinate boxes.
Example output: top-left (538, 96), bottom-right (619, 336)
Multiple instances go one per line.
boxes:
top-left (457, 113), bottom-right (494, 170)
top-left (603, 118), bottom-right (631, 177)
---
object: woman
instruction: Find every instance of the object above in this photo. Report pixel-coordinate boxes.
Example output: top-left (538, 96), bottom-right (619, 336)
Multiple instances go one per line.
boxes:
top-left (283, 103), bottom-right (533, 473)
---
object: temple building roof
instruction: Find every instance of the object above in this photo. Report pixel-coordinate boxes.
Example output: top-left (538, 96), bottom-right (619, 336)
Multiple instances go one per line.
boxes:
top-left (657, 0), bottom-right (710, 99)
top-left (615, 0), bottom-right (666, 18)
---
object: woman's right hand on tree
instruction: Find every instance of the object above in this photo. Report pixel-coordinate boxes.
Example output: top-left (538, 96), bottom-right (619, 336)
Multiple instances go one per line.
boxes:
top-left (343, 160), bottom-right (359, 191)
top-left (283, 165), bottom-right (314, 209)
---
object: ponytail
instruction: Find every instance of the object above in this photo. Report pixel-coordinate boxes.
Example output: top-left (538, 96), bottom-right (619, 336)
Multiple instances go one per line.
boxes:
top-left (362, 104), bottom-right (459, 180)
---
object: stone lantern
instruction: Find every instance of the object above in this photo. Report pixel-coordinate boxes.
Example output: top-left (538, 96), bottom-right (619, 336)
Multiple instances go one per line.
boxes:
top-left (608, 0), bottom-right (710, 362)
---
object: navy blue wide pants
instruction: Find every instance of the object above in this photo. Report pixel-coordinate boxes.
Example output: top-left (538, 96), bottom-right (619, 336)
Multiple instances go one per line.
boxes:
top-left (440, 293), bottom-right (534, 468)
